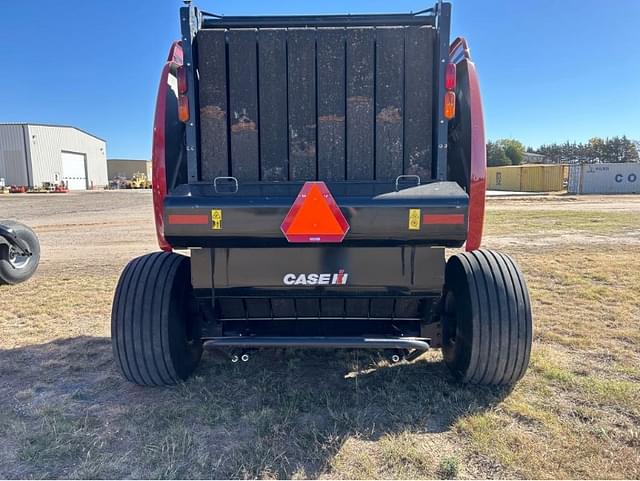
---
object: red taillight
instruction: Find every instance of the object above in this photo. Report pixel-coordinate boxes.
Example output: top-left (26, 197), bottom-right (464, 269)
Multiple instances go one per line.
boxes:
top-left (281, 182), bottom-right (350, 243)
top-left (445, 62), bottom-right (456, 91)
top-left (444, 91), bottom-right (456, 120)
top-left (177, 65), bottom-right (188, 95)
top-left (178, 95), bottom-right (190, 122)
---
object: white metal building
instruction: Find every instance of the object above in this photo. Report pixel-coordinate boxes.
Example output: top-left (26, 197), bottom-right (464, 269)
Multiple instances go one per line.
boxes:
top-left (0, 123), bottom-right (108, 190)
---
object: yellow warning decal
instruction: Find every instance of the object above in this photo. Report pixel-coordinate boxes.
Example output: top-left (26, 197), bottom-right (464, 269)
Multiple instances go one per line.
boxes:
top-left (211, 209), bottom-right (222, 230)
top-left (408, 208), bottom-right (421, 230)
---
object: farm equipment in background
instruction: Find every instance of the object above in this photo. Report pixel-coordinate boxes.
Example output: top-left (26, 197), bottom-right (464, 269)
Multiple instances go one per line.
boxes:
top-left (108, 177), bottom-right (128, 190)
top-left (128, 172), bottom-right (152, 189)
top-left (0, 221), bottom-right (41, 285)
top-left (26, 182), bottom-right (69, 194)
top-left (111, 2), bottom-right (532, 387)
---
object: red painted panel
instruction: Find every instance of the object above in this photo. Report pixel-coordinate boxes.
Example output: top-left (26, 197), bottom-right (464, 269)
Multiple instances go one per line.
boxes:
top-left (152, 41), bottom-right (182, 252)
top-left (450, 37), bottom-right (486, 251)
top-left (168, 214), bottom-right (209, 225)
top-left (464, 58), bottom-right (486, 251)
top-left (423, 214), bottom-right (465, 225)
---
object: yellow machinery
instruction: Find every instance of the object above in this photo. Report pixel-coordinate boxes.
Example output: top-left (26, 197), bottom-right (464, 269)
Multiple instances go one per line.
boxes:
top-left (127, 172), bottom-right (152, 189)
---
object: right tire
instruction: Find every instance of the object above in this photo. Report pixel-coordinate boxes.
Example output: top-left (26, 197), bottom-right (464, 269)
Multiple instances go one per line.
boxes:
top-left (442, 249), bottom-right (532, 385)
top-left (111, 252), bottom-right (203, 386)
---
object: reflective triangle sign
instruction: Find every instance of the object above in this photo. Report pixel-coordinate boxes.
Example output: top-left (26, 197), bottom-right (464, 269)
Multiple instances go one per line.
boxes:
top-left (281, 182), bottom-right (350, 243)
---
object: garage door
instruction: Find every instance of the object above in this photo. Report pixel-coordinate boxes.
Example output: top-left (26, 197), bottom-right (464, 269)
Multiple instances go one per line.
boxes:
top-left (61, 151), bottom-right (87, 190)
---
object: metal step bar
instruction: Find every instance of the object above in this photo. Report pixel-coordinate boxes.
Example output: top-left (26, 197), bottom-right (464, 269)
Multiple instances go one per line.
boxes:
top-left (203, 336), bottom-right (431, 350)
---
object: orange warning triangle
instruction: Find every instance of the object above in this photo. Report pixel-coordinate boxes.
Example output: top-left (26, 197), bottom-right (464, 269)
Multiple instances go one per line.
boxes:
top-left (281, 182), bottom-right (349, 243)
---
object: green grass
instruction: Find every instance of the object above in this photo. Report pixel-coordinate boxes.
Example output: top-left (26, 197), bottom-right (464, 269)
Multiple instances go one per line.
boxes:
top-left (485, 209), bottom-right (640, 236)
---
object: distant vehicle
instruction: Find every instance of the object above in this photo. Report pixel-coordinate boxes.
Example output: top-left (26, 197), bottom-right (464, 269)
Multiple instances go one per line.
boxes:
top-left (0, 221), bottom-right (40, 285)
top-left (111, 2), bottom-right (532, 387)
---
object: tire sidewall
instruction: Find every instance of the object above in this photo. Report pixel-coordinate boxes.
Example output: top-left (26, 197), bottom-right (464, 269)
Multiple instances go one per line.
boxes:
top-left (167, 257), bottom-right (203, 380)
top-left (442, 265), bottom-right (474, 379)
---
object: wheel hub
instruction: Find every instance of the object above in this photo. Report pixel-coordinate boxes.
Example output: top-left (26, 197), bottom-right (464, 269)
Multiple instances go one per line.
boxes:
top-left (8, 246), bottom-right (30, 269)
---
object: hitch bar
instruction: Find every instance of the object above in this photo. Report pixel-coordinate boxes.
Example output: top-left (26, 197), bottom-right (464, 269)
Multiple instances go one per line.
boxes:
top-left (203, 336), bottom-right (431, 351)
top-left (0, 225), bottom-right (32, 257)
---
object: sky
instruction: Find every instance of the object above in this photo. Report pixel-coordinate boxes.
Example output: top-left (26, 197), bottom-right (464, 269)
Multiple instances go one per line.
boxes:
top-left (1, 0), bottom-right (638, 159)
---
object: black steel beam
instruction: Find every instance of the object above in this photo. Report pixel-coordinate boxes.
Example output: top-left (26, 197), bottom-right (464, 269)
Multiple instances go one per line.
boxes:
top-left (434, 2), bottom-right (452, 181)
top-left (203, 336), bottom-right (431, 350)
top-left (180, 5), bottom-right (201, 183)
top-left (201, 14), bottom-right (435, 29)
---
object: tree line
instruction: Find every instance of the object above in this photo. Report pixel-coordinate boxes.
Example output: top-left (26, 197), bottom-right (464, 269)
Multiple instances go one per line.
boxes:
top-left (487, 136), bottom-right (639, 167)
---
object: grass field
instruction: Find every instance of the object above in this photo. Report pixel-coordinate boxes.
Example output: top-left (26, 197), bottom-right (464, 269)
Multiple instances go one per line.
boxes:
top-left (1, 191), bottom-right (639, 479)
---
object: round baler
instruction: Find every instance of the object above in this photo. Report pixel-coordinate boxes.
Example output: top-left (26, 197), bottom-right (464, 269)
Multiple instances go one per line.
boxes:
top-left (111, 5), bottom-right (532, 386)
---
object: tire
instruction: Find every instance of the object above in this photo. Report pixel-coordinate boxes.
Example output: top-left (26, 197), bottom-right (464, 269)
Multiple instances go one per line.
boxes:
top-left (442, 249), bottom-right (532, 385)
top-left (0, 220), bottom-right (41, 285)
top-left (111, 252), bottom-right (203, 386)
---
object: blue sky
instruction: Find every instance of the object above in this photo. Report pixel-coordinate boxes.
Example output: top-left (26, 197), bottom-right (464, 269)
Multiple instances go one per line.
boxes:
top-left (1, 0), bottom-right (638, 159)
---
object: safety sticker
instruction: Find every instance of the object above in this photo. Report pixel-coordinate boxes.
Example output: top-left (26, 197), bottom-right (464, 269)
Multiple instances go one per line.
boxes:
top-left (211, 209), bottom-right (222, 230)
top-left (408, 208), bottom-right (421, 230)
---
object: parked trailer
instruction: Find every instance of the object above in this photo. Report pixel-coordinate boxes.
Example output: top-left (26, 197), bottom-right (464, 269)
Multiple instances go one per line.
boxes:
top-left (111, 3), bottom-right (532, 387)
top-left (568, 163), bottom-right (640, 194)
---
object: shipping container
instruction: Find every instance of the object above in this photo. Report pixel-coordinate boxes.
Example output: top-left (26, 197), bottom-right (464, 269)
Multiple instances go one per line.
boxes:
top-left (568, 163), bottom-right (640, 194)
top-left (487, 164), bottom-right (565, 192)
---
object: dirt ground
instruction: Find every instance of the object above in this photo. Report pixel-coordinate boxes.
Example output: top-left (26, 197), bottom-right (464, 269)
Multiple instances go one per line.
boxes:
top-left (0, 191), bottom-right (639, 479)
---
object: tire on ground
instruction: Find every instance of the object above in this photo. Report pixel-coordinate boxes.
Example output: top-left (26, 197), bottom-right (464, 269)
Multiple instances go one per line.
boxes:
top-left (0, 220), bottom-right (41, 285)
top-left (111, 252), bottom-right (203, 386)
top-left (442, 249), bottom-right (532, 385)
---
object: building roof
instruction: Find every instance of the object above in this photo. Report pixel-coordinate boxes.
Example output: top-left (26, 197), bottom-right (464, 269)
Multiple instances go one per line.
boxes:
top-left (0, 123), bottom-right (105, 142)
top-left (523, 152), bottom-right (546, 157)
top-left (108, 158), bottom-right (150, 162)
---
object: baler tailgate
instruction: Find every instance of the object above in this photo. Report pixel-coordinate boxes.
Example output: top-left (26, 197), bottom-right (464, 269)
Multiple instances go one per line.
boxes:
top-left (196, 23), bottom-right (436, 182)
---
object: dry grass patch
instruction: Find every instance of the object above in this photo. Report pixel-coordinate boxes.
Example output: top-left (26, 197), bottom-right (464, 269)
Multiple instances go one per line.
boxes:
top-left (1, 192), bottom-right (640, 478)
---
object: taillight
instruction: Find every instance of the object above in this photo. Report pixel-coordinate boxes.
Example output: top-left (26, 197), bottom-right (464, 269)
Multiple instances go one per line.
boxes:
top-left (445, 62), bottom-right (456, 91)
top-left (176, 64), bottom-right (189, 122)
top-left (177, 65), bottom-right (188, 94)
top-left (178, 94), bottom-right (190, 122)
top-left (444, 91), bottom-right (456, 120)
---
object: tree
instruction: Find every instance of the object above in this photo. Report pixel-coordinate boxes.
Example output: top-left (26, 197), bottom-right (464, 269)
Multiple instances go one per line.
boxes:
top-left (486, 141), bottom-right (511, 167)
top-left (500, 139), bottom-right (525, 165)
top-left (532, 136), bottom-right (639, 164)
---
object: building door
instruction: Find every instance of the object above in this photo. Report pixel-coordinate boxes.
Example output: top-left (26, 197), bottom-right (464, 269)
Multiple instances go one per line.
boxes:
top-left (61, 151), bottom-right (87, 190)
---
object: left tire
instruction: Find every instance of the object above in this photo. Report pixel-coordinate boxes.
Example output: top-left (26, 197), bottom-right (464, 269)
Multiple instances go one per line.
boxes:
top-left (111, 252), bottom-right (202, 386)
top-left (0, 220), bottom-right (41, 285)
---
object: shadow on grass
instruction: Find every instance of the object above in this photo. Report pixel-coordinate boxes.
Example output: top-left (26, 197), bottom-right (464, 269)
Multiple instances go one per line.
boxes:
top-left (0, 336), bottom-right (510, 478)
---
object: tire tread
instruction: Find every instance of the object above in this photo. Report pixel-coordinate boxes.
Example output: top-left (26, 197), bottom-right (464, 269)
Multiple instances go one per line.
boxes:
top-left (444, 249), bottom-right (532, 386)
top-left (111, 252), bottom-right (199, 386)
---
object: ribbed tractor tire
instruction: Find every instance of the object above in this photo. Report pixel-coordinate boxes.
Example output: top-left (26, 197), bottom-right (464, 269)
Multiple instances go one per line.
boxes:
top-left (111, 252), bottom-right (203, 386)
top-left (442, 249), bottom-right (532, 385)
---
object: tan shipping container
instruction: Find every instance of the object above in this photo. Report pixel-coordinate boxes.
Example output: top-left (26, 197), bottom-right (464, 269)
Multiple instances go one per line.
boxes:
top-left (487, 164), bottom-right (565, 192)
top-left (487, 165), bottom-right (522, 190)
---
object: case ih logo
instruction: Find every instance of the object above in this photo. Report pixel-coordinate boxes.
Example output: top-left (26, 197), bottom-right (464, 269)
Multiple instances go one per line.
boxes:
top-left (283, 269), bottom-right (349, 286)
